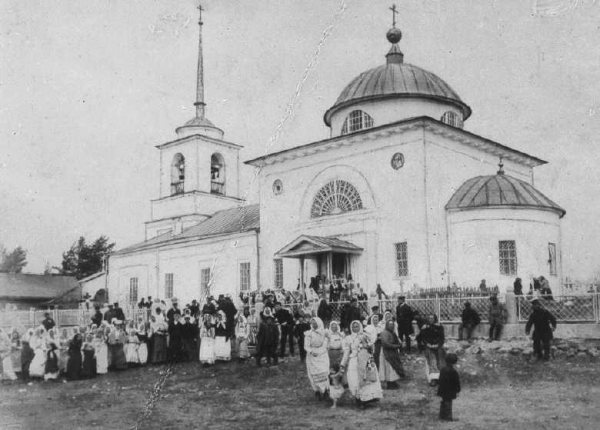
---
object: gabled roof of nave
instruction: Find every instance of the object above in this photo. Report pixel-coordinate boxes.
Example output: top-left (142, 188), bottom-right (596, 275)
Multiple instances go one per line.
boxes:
top-left (113, 204), bottom-right (260, 256)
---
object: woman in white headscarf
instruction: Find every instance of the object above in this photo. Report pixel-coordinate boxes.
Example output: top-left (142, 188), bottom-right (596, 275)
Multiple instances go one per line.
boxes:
top-left (341, 320), bottom-right (383, 407)
top-left (29, 327), bottom-right (47, 378)
top-left (0, 328), bottom-right (18, 381)
top-left (199, 313), bottom-right (216, 365)
top-left (214, 311), bottom-right (231, 361)
top-left (326, 321), bottom-right (344, 368)
top-left (304, 317), bottom-right (330, 400)
top-left (364, 314), bottom-right (383, 369)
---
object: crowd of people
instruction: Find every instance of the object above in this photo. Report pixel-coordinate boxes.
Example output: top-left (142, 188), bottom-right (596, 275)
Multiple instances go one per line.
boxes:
top-left (0, 285), bottom-right (562, 422)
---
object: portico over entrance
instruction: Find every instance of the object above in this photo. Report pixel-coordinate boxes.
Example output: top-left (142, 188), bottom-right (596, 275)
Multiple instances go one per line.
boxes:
top-left (275, 235), bottom-right (363, 297)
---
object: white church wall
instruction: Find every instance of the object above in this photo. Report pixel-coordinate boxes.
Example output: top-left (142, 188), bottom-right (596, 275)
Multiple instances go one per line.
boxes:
top-left (329, 98), bottom-right (463, 138)
top-left (422, 134), bottom-right (535, 291)
top-left (447, 208), bottom-right (562, 294)
top-left (108, 231), bottom-right (258, 306)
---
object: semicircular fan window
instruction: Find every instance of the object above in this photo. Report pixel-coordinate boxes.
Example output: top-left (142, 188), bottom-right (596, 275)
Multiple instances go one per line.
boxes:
top-left (310, 180), bottom-right (363, 218)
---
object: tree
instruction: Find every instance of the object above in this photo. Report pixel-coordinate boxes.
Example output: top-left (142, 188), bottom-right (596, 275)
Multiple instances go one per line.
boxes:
top-left (0, 246), bottom-right (28, 273)
top-left (61, 236), bottom-right (115, 280)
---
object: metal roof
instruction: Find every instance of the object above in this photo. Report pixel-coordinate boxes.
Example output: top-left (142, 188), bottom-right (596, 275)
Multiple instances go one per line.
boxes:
top-left (446, 174), bottom-right (566, 218)
top-left (0, 273), bottom-right (79, 300)
top-left (324, 63), bottom-right (471, 126)
top-left (114, 204), bottom-right (260, 255)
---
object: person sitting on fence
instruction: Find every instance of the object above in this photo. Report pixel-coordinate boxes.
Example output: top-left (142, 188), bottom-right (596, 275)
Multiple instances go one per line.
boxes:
top-left (513, 278), bottom-right (523, 296)
top-left (458, 302), bottom-right (481, 341)
top-left (42, 312), bottom-right (56, 332)
top-left (539, 276), bottom-right (554, 301)
top-left (91, 305), bottom-right (103, 327)
top-left (396, 296), bottom-right (415, 353)
top-left (376, 284), bottom-right (389, 301)
top-left (357, 286), bottom-right (368, 301)
top-left (525, 299), bottom-right (557, 361)
top-left (488, 295), bottom-right (507, 342)
top-left (479, 279), bottom-right (487, 293)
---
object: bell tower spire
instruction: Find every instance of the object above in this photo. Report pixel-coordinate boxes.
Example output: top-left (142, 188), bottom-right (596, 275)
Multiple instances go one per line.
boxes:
top-left (175, 2), bottom-right (224, 139)
top-left (194, 4), bottom-right (206, 119)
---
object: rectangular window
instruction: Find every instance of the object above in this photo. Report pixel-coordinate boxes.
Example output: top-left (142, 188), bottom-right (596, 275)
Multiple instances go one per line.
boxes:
top-left (274, 259), bottom-right (283, 289)
top-left (165, 273), bottom-right (174, 299)
top-left (129, 277), bottom-right (138, 304)
top-left (200, 268), bottom-right (211, 297)
top-left (548, 243), bottom-right (557, 276)
top-left (240, 262), bottom-right (251, 292)
top-left (499, 240), bottom-right (517, 276)
top-left (395, 242), bottom-right (409, 277)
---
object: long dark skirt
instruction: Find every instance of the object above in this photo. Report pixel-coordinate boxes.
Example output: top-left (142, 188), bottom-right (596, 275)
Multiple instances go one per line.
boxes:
top-left (110, 344), bottom-right (127, 370)
top-left (66, 352), bottom-right (82, 380)
top-left (151, 334), bottom-right (167, 364)
top-left (20, 341), bottom-right (34, 380)
top-left (81, 350), bottom-right (97, 378)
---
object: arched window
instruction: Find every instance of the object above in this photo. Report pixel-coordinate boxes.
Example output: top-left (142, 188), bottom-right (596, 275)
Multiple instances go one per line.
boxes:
top-left (210, 153), bottom-right (225, 195)
top-left (171, 153), bottom-right (185, 195)
top-left (341, 110), bottom-right (374, 135)
top-left (441, 111), bottom-right (464, 129)
top-left (310, 180), bottom-right (363, 218)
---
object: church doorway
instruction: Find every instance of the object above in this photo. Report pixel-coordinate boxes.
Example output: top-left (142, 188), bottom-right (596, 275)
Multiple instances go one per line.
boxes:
top-left (331, 253), bottom-right (348, 279)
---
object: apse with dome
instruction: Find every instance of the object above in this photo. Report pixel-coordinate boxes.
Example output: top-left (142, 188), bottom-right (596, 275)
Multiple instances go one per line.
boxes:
top-left (107, 7), bottom-right (565, 306)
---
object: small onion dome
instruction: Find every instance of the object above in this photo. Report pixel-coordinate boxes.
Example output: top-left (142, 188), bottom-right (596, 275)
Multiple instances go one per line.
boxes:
top-left (446, 174), bottom-right (566, 218)
top-left (324, 62), bottom-right (471, 126)
top-left (175, 115), bottom-right (224, 139)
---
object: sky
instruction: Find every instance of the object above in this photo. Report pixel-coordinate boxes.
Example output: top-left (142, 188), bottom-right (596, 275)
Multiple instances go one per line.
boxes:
top-left (1, 0), bottom-right (599, 280)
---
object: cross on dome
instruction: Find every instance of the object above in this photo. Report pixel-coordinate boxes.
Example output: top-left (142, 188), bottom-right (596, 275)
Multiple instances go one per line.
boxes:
top-left (389, 4), bottom-right (399, 28)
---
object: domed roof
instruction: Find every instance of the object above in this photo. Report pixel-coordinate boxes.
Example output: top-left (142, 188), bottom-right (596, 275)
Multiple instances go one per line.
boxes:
top-left (324, 62), bottom-right (471, 126)
top-left (446, 173), bottom-right (565, 218)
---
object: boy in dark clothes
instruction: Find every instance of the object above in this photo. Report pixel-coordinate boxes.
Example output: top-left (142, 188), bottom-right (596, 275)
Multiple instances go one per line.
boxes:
top-left (525, 299), bottom-right (557, 361)
top-left (437, 353), bottom-right (460, 421)
top-left (294, 316), bottom-right (311, 363)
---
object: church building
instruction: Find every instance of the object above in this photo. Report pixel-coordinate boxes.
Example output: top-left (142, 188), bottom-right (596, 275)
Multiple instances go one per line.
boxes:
top-left (108, 7), bottom-right (566, 306)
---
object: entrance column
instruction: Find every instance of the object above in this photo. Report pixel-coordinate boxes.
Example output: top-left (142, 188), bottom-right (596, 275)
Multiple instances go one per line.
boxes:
top-left (299, 256), bottom-right (305, 300)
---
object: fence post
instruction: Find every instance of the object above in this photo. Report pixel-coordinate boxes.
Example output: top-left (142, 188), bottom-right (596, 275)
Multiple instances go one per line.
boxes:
top-left (436, 294), bottom-right (441, 322)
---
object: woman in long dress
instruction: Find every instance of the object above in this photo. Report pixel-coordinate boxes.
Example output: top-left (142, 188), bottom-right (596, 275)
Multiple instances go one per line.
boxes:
top-left (326, 321), bottom-right (344, 368)
top-left (214, 311), bottom-right (231, 361)
top-left (364, 315), bottom-right (383, 369)
top-left (247, 308), bottom-right (259, 348)
top-left (44, 342), bottom-right (60, 381)
top-left (379, 320), bottom-right (406, 388)
top-left (0, 328), bottom-right (18, 381)
top-left (417, 314), bottom-right (445, 386)
top-left (66, 333), bottom-right (83, 380)
top-left (58, 328), bottom-right (70, 374)
top-left (20, 329), bottom-right (35, 380)
top-left (29, 327), bottom-right (47, 378)
top-left (235, 314), bottom-right (250, 359)
top-left (94, 328), bottom-right (108, 375)
top-left (150, 317), bottom-right (168, 364)
top-left (304, 317), bottom-right (330, 399)
top-left (125, 321), bottom-right (140, 366)
top-left (137, 319), bottom-right (149, 366)
top-left (340, 320), bottom-right (383, 406)
top-left (81, 334), bottom-right (96, 379)
top-left (108, 321), bottom-right (127, 370)
top-left (199, 314), bottom-right (216, 365)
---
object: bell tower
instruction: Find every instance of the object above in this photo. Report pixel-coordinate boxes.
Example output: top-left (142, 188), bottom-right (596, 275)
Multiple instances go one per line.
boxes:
top-left (146, 4), bottom-right (244, 240)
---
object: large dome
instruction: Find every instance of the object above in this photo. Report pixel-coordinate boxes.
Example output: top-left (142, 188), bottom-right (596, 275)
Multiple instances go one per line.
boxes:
top-left (324, 62), bottom-right (471, 126)
top-left (446, 173), bottom-right (566, 218)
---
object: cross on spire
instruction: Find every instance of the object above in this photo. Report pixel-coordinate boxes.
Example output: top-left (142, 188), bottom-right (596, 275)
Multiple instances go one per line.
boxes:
top-left (197, 3), bottom-right (204, 25)
top-left (389, 4), bottom-right (399, 27)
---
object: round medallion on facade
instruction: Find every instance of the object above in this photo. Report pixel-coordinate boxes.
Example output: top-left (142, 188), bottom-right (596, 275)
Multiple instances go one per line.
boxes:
top-left (391, 153), bottom-right (405, 170)
top-left (272, 179), bottom-right (283, 195)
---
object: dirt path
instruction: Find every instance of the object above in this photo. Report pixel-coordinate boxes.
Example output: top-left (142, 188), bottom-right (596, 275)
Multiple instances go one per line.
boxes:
top-left (1, 349), bottom-right (599, 429)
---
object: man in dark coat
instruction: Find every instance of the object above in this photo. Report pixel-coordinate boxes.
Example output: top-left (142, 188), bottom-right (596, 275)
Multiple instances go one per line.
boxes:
top-left (41, 312), bottom-right (56, 331)
top-left (274, 302), bottom-right (295, 358)
top-left (395, 296), bottom-right (415, 352)
top-left (91, 306), bottom-right (103, 327)
top-left (104, 304), bottom-right (115, 322)
top-left (458, 302), bottom-right (481, 341)
top-left (219, 296), bottom-right (238, 338)
top-left (345, 299), bottom-right (362, 329)
top-left (525, 299), bottom-right (557, 361)
top-left (316, 294), bottom-right (332, 326)
top-left (256, 315), bottom-right (280, 366)
top-left (113, 302), bottom-right (126, 322)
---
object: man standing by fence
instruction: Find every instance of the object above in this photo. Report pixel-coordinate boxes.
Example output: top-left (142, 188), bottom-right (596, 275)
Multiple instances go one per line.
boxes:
top-left (525, 299), bottom-right (557, 361)
top-left (488, 295), bottom-right (507, 342)
top-left (396, 296), bottom-right (415, 352)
